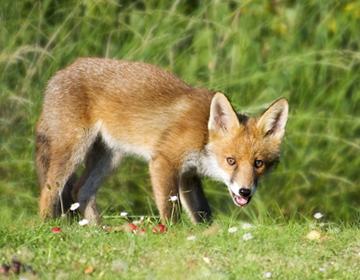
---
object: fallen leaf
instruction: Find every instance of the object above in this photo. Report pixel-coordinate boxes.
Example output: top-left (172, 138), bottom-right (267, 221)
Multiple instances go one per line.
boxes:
top-left (113, 226), bottom-right (122, 232)
top-left (0, 265), bottom-right (10, 275)
top-left (187, 260), bottom-right (197, 269)
top-left (72, 262), bottom-right (82, 269)
top-left (11, 259), bottom-right (21, 275)
top-left (306, 230), bottom-right (321, 240)
top-left (203, 224), bottom-right (220, 236)
top-left (83, 265), bottom-right (94, 274)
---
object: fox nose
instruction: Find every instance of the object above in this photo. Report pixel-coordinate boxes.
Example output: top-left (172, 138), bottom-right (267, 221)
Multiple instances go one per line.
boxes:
top-left (239, 188), bottom-right (251, 197)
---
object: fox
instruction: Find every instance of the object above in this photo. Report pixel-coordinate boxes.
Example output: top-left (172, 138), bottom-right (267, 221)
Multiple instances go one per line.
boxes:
top-left (36, 58), bottom-right (289, 225)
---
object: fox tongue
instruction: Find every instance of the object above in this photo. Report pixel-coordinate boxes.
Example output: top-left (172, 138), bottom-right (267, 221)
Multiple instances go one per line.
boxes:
top-left (235, 196), bottom-right (249, 206)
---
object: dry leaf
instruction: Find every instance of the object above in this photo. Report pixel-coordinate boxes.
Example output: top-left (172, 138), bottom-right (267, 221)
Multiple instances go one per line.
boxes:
top-left (306, 230), bottom-right (321, 240)
top-left (187, 260), bottom-right (197, 269)
top-left (114, 226), bottom-right (123, 232)
top-left (203, 224), bottom-right (220, 236)
top-left (72, 261), bottom-right (82, 269)
top-left (84, 265), bottom-right (94, 274)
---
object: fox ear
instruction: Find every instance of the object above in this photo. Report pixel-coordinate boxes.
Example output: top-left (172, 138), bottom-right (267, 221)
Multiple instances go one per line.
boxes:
top-left (257, 98), bottom-right (289, 139)
top-left (208, 92), bottom-right (240, 135)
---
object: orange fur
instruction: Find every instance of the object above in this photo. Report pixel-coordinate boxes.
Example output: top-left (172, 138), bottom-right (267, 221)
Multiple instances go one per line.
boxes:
top-left (36, 58), bottom-right (288, 224)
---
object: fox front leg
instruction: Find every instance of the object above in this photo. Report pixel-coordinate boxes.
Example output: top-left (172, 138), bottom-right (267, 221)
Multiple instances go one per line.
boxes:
top-left (179, 172), bottom-right (212, 224)
top-left (149, 156), bottom-right (181, 224)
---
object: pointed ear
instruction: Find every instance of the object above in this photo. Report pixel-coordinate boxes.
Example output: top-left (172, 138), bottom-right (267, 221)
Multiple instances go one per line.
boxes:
top-left (208, 92), bottom-right (240, 135)
top-left (257, 98), bottom-right (289, 139)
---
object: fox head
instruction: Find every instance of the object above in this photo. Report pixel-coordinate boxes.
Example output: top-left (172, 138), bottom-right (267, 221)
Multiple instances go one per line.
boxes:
top-left (206, 92), bottom-right (289, 207)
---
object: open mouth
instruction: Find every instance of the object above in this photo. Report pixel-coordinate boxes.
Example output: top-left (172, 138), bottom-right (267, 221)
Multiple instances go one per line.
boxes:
top-left (229, 189), bottom-right (252, 207)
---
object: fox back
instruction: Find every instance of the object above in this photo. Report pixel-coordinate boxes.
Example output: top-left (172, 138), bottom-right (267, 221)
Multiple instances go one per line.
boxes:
top-left (36, 58), bottom-right (288, 224)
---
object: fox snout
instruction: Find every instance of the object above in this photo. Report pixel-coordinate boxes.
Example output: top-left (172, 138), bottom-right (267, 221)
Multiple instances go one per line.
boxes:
top-left (228, 180), bottom-right (257, 207)
top-left (239, 188), bottom-right (252, 197)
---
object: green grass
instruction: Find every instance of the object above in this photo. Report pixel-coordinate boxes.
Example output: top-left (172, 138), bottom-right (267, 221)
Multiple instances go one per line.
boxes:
top-left (1, 215), bottom-right (360, 279)
top-left (1, 0), bottom-right (360, 278)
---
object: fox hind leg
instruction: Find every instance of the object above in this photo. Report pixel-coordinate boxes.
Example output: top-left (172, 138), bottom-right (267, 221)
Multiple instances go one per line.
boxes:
top-left (39, 143), bottom-right (89, 219)
top-left (74, 138), bottom-right (122, 225)
top-left (38, 126), bottom-right (98, 219)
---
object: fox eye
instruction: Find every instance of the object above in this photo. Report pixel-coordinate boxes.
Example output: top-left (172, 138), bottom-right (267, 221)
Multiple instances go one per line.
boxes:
top-left (254, 160), bottom-right (264, 168)
top-left (227, 157), bottom-right (236, 166)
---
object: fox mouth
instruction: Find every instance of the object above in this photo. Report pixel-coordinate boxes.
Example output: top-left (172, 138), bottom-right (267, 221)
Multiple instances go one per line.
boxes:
top-left (229, 189), bottom-right (252, 207)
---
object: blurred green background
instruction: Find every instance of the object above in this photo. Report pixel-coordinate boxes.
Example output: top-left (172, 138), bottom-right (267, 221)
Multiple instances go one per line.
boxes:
top-left (1, 0), bottom-right (359, 225)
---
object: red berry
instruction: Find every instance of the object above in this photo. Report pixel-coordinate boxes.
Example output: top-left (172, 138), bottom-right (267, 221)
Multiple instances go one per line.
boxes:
top-left (152, 224), bottom-right (166, 234)
top-left (124, 223), bottom-right (137, 233)
top-left (138, 228), bottom-right (146, 235)
top-left (51, 227), bottom-right (61, 232)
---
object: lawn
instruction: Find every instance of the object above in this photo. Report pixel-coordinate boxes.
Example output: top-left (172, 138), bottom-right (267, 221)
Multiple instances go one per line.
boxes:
top-left (1, 0), bottom-right (360, 278)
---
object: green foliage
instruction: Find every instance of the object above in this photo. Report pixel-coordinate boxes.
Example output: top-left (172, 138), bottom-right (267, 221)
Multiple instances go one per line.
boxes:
top-left (1, 0), bottom-right (360, 225)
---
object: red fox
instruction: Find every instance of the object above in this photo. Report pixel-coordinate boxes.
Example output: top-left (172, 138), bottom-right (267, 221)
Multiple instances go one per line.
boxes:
top-left (36, 58), bottom-right (288, 225)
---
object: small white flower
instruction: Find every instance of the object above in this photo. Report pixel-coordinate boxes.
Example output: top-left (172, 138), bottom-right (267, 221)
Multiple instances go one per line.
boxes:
top-left (265, 272), bottom-right (272, 278)
top-left (70, 202), bottom-right (80, 211)
top-left (228, 226), bottom-right (238, 233)
top-left (329, 227), bottom-right (341, 234)
top-left (187, 235), bottom-right (196, 241)
top-left (314, 212), bottom-right (323, 219)
top-left (243, 233), bottom-right (253, 241)
top-left (203, 257), bottom-right (211, 264)
top-left (319, 268), bottom-right (326, 272)
top-left (242, 223), bottom-right (252, 230)
top-left (79, 219), bottom-right (89, 226)
top-left (140, 216), bottom-right (144, 220)
top-left (169, 196), bottom-right (178, 202)
top-left (120, 212), bottom-right (128, 217)
top-left (319, 222), bottom-right (325, 227)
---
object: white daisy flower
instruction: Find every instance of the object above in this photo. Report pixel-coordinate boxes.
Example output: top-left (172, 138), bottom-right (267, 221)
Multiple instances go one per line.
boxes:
top-left (169, 196), bottom-right (178, 202)
top-left (228, 226), bottom-right (238, 233)
top-left (314, 212), bottom-right (323, 219)
top-left (70, 202), bottom-right (80, 211)
top-left (187, 235), bottom-right (196, 241)
top-left (242, 233), bottom-right (253, 241)
top-left (120, 212), bottom-right (128, 217)
top-left (265, 272), bottom-right (272, 278)
top-left (242, 223), bottom-right (252, 230)
top-left (329, 227), bottom-right (341, 234)
top-left (79, 219), bottom-right (89, 226)
top-left (203, 257), bottom-right (211, 264)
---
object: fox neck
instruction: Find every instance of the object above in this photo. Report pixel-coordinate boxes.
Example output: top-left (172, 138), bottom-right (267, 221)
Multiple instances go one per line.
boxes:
top-left (181, 145), bottom-right (229, 184)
